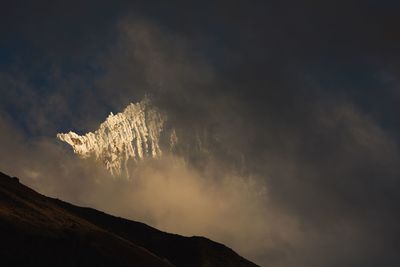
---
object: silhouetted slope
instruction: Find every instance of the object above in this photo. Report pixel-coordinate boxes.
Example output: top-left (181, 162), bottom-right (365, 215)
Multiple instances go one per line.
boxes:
top-left (0, 172), bottom-right (260, 267)
top-left (55, 201), bottom-right (258, 267)
top-left (0, 172), bottom-right (173, 267)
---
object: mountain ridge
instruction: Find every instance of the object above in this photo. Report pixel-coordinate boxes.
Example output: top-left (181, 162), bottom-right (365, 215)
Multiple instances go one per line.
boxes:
top-left (57, 98), bottom-right (170, 177)
top-left (0, 171), bottom-right (260, 267)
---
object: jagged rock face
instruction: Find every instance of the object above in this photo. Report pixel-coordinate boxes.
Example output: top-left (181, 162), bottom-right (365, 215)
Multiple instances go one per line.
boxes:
top-left (57, 99), bottom-right (172, 177)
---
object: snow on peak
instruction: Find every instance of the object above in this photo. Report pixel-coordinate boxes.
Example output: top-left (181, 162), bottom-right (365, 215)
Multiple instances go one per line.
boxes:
top-left (57, 98), bottom-right (173, 177)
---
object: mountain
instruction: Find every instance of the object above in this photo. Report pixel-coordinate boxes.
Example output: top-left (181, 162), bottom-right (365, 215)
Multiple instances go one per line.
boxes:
top-left (57, 98), bottom-right (172, 177)
top-left (0, 172), bottom-right (260, 267)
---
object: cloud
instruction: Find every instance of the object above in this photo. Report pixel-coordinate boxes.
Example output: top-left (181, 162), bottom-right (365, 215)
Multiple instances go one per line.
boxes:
top-left (1, 4), bottom-right (400, 266)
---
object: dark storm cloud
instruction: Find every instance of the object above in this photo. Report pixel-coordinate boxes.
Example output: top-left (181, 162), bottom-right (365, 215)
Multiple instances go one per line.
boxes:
top-left (1, 1), bottom-right (400, 267)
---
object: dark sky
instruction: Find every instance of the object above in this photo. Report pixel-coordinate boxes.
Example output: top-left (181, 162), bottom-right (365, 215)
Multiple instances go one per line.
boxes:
top-left (1, 1), bottom-right (400, 266)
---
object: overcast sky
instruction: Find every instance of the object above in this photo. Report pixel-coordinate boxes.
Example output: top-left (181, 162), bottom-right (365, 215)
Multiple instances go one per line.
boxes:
top-left (1, 1), bottom-right (400, 266)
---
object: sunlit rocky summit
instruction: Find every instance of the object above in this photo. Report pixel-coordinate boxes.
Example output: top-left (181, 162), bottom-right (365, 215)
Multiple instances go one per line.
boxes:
top-left (57, 98), bottom-right (176, 177)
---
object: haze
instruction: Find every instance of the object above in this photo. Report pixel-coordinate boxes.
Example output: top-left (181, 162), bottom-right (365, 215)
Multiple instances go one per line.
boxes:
top-left (1, 2), bottom-right (400, 266)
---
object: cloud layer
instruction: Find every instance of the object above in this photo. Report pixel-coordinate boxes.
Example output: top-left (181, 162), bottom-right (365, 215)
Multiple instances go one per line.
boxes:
top-left (1, 2), bottom-right (400, 266)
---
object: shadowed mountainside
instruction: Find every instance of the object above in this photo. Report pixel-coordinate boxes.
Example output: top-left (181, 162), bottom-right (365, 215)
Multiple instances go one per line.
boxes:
top-left (0, 172), bottom-right (260, 267)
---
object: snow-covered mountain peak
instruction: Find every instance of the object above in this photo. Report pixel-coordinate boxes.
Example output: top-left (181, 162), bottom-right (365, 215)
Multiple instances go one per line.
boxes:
top-left (57, 98), bottom-right (173, 177)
